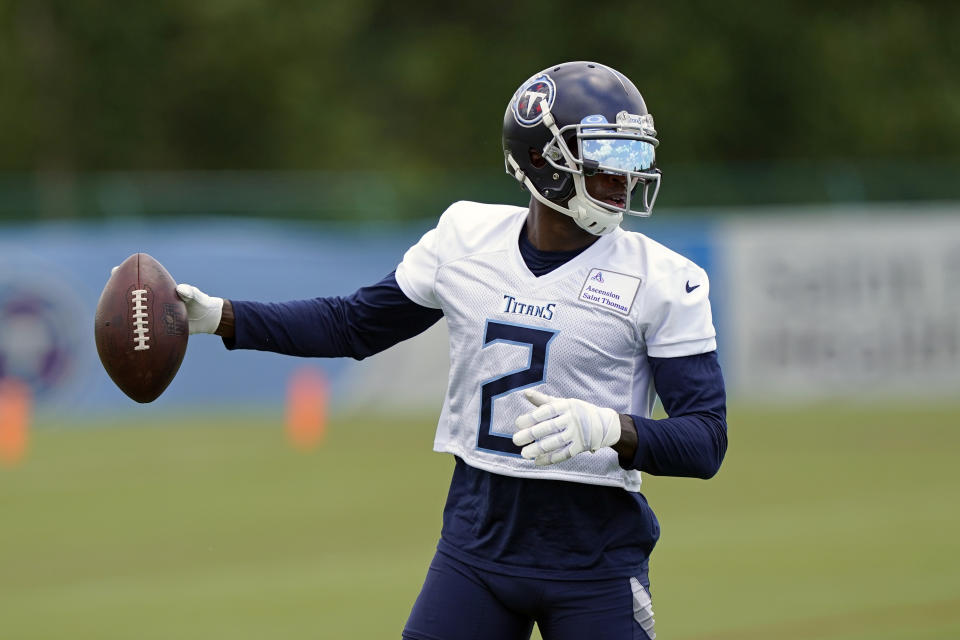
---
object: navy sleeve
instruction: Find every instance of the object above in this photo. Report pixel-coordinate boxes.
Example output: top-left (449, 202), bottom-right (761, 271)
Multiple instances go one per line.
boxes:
top-left (223, 271), bottom-right (443, 360)
top-left (622, 351), bottom-right (728, 479)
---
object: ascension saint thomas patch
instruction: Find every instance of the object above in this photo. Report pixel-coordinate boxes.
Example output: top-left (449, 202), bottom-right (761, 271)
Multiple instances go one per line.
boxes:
top-left (579, 269), bottom-right (641, 315)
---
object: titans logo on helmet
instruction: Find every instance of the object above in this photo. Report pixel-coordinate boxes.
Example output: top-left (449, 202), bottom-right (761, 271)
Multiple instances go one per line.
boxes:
top-left (512, 74), bottom-right (556, 127)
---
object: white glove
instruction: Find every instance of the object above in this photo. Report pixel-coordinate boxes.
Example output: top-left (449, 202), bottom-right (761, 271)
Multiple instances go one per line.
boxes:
top-left (512, 389), bottom-right (621, 466)
top-left (175, 284), bottom-right (224, 335)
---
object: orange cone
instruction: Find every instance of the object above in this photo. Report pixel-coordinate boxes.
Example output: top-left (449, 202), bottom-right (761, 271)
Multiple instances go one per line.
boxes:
top-left (0, 377), bottom-right (31, 467)
top-left (285, 367), bottom-right (328, 450)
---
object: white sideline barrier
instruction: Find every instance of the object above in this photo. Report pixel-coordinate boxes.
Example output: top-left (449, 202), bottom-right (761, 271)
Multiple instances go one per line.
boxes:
top-left (338, 321), bottom-right (451, 413)
top-left (722, 207), bottom-right (960, 399)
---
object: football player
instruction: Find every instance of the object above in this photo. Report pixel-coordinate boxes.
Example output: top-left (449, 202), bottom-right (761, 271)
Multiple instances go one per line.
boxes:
top-left (177, 61), bottom-right (727, 640)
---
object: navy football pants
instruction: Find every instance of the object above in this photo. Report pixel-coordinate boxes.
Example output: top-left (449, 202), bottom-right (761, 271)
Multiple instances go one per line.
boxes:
top-left (402, 551), bottom-right (654, 640)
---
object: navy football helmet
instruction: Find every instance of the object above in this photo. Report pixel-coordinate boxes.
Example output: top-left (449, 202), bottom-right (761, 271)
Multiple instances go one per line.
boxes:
top-left (503, 61), bottom-right (661, 235)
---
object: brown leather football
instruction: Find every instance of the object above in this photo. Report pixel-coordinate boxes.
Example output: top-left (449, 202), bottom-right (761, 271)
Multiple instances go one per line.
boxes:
top-left (94, 253), bottom-right (188, 403)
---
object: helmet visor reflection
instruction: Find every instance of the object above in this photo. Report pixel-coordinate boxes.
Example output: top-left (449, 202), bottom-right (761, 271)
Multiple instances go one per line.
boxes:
top-left (581, 138), bottom-right (656, 172)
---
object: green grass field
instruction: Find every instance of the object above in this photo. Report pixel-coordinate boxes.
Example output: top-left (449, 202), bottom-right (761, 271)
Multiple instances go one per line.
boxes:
top-left (2, 403), bottom-right (959, 639)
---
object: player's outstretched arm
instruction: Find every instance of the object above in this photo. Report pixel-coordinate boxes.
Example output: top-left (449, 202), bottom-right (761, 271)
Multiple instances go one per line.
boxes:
top-left (170, 272), bottom-right (442, 360)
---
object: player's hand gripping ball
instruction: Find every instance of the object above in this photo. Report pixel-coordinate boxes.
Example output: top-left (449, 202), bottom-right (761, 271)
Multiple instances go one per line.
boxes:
top-left (94, 253), bottom-right (188, 403)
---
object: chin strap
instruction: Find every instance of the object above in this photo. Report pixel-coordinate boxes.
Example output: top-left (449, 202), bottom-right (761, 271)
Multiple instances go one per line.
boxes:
top-left (566, 190), bottom-right (622, 235)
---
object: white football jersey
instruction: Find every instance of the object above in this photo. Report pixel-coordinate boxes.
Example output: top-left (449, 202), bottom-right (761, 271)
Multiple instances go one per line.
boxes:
top-left (395, 201), bottom-right (716, 492)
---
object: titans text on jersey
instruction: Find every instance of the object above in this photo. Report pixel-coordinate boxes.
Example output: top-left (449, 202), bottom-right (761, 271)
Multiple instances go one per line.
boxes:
top-left (501, 295), bottom-right (557, 320)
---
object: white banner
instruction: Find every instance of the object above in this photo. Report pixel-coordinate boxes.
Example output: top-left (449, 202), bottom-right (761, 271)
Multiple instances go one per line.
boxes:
top-left (723, 207), bottom-right (960, 398)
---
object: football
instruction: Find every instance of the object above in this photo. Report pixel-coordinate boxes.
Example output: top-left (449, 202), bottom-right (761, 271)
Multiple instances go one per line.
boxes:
top-left (94, 253), bottom-right (188, 403)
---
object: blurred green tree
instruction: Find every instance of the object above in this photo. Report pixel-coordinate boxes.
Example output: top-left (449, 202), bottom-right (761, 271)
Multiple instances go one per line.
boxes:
top-left (0, 0), bottom-right (958, 216)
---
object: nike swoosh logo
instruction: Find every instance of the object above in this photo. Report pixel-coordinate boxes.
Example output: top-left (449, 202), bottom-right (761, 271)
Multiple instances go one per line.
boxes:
top-left (685, 281), bottom-right (701, 293)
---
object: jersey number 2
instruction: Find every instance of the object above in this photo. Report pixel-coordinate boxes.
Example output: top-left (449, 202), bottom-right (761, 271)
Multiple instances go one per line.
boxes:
top-left (478, 320), bottom-right (557, 455)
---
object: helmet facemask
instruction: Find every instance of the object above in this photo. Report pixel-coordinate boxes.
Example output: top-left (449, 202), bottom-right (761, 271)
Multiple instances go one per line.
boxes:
top-left (535, 108), bottom-right (660, 235)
